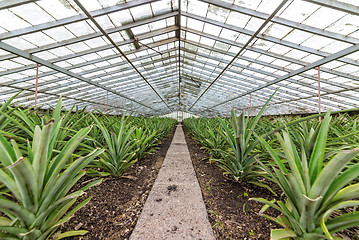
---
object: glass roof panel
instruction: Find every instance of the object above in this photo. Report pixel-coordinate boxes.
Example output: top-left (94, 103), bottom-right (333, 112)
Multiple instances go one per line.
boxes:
top-left (279, 0), bottom-right (319, 23)
top-left (130, 4), bottom-right (153, 21)
top-left (11, 3), bottom-right (54, 25)
top-left (3, 37), bottom-right (36, 50)
top-left (301, 5), bottom-right (347, 29)
top-left (43, 26), bottom-right (76, 41)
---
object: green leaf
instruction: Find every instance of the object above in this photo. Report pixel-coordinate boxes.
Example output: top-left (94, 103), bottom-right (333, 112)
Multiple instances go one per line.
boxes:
top-left (248, 181), bottom-right (277, 196)
top-left (270, 229), bottom-right (297, 240)
top-left (309, 147), bottom-right (359, 199)
top-left (308, 111), bottom-right (331, 183)
top-left (56, 230), bottom-right (88, 239)
top-left (0, 133), bottom-right (17, 167)
top-left (7, 157), bottom-right (38, 212)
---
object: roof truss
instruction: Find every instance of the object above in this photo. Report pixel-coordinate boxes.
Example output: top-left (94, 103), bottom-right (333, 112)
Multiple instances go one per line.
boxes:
top-left (0, 0), bottom-right (358, 116)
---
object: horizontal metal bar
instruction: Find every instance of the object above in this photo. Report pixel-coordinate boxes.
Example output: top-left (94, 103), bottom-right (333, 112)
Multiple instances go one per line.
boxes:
top-left (250, 87), bottom-right (359, 111)
top-left (4, 38), bottom-right (178, 91)
top-left (179, 65), bottom-right (317, 110)
top-left (8, 56), bottom-right (178, 102)
top-left (3, 40), bottom-right (358, 111)
top-left (302, 0), bottom-right (359, 16)
top-left (188, 0), bottom-right (290, 110)
top-left (199, 0), bottom-right (358, 44)
top-left (0, 42), bottom-right (157, 110)
top-left (36, 56), bottom-right (179, 97)
top-left (0, 0), bottom-right (38, 10)
top-left (179, 61), bottom-right (343, 110)
top-left (176, 52), bottom-right (357, 110)
top-left (206, 43), bottom-right (359, 110)
top-left (0, 11), bottom-right (178, 62)
top-left (0, 0), bottom-right (161, 40)
top-left (181, 40), bottom-right (359, 103)
top-left (182, 12), bottom-right (359, 67)
top-left (0, 26), bottom-right (178, 77)
top-left (0, 84), bottom-right (129, 111)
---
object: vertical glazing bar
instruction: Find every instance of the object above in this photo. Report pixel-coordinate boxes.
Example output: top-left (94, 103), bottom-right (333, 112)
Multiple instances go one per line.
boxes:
top-left (34, 63), bottom-right (39, 115)
top-left (318, 66), bottom-right (321, 122)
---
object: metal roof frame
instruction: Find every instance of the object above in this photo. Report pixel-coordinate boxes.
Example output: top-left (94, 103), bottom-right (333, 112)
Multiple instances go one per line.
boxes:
top-left (0, 0), bottom-right (358, 116)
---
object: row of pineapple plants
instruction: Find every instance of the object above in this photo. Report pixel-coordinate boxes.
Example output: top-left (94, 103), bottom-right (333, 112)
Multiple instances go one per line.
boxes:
top-left (0, 93), bottom-right (176, 239)
top-left (183, 93), bottom-right (359, 239)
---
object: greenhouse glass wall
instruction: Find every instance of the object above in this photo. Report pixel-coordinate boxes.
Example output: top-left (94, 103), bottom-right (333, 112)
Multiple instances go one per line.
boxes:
top-left (0, 0), bottom-right (358, 239)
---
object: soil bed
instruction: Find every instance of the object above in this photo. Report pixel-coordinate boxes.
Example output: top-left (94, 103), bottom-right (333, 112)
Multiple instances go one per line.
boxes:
top-left (61, 129), bottom-right (175, 240)
top-left (184, 127), bottom-right (280, 240)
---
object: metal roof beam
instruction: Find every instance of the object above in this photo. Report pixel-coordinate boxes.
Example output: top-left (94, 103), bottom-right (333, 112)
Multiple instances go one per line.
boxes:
top-left (0, 0), bottom-right (161, 40)
top-left (198, 0), bottom-right (359, 44)
top-left (0, 11), bottom-right (178, 62)
top-left (181, 40), bottom-right (359, 102)
top-left (177, 53), bottom-right (358, 110)
top-left (182, 12), bottom-right (359, 67)
top-left (111, 66), bottom-right (180, 94)
top-left (12, 89), bottom-right (169, 115)
top-left (0, 26), bottom-right (178, 77)
top-left (302, 0), bottom-right (359, 16)
top-left (5, 18), bottom-right (350, 99)
top-left (4, 38), bottom-right (178, 88)
top-left (179, 65), bottom-right (312, 109)
top-left (249, 87), bottom-right (359, 112)
top-left (7, 52), bottom-right (179, 101)
top-left (180, 40), bottom-right (359, 108)
top-left (124, 75), bottom-right (201, 96)
top-left (0, 42), bottom-right (156, 110)
top-left (5, 45), bottom-right (355, 112)
top-left (188, 0), bottom-right (290, 110)
top-left (0, 0), bottom-right (38, 10)
top-left (73, 0), bottom-right (172, 111)
top-left (205, 43), bottom-right (359, 110)
top-left (179, 62), bottom-right (342, 110)
top-left (185, 77), bottom-right (349, 115)
top-left (7, 59), bottom-right (179, 103)
top-left (0, 84), bottom-right (129, 112)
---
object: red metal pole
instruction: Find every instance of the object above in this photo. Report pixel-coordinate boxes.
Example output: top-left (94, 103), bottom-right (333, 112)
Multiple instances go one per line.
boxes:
top-left (34, 63), bottom-right (39, 115)
top-left (250, 93), bottom-right (252, 108)
top-left (226, 102), bottom-right (228, 118)
top-left (106, 90), bottom-right (108, 114)
top-left (318, 66), bottom-right (321, 122)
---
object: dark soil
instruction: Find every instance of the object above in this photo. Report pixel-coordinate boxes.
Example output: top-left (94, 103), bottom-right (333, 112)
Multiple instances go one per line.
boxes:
top-left (184, 127), bottom-right (281, 240)
top-left (60, 129), bottom-right (175, 240)
top-left (184, 127), bottom-right (359, 240)
top-left (59, 125), bottom-right (359, 240)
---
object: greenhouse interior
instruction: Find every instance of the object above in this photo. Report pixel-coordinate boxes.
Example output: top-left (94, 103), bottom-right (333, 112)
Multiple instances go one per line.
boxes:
top-left (0, 0), bottom-right (359, 239)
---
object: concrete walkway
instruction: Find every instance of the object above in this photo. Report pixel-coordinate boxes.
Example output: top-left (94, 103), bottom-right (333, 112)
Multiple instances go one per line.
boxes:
top-left (130, 125), bottom-right (215, 240)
